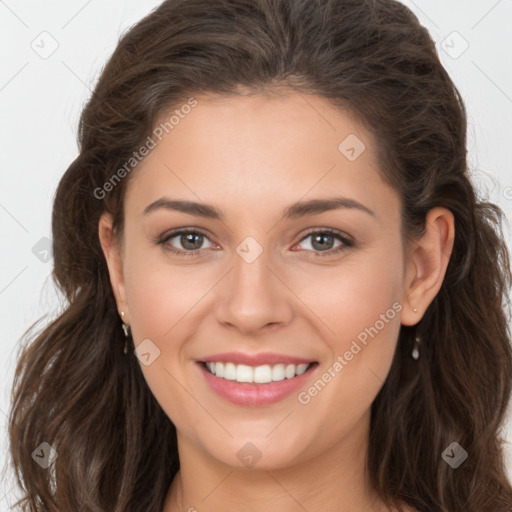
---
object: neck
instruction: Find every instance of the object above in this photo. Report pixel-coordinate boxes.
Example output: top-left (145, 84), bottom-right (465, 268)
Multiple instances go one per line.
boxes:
top-left (162, 410), bottom-right (393, 512)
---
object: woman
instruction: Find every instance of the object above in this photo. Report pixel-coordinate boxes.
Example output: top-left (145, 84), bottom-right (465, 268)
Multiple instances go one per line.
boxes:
top-left (8, 0), bottom-right (512, 511)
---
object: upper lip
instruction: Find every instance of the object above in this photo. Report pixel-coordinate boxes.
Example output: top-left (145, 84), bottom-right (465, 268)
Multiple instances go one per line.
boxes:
top-left (199, 352), bottom-right (316, 366)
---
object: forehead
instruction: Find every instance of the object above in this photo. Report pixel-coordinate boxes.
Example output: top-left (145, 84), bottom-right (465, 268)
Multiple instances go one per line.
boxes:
top-left (124, 91), bottom-right (399, 224)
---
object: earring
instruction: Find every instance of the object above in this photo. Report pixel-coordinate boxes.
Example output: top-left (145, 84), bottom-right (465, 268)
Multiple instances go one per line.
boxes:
top-left (413, 307), bottom-right (418, 313)
top-left (412, 335), bottom-right (421, 360)
top-left (120, 312), bottom-right (130, 354)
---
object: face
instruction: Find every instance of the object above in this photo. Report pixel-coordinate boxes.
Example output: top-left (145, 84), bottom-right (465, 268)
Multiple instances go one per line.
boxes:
top-left (104, 90), bottom-right (415, 471)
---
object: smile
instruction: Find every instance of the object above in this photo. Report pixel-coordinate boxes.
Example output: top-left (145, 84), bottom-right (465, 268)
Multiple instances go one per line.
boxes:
top-left (197, 354), bottom-right (319, 406)
top-left (204, 361), bottom-right (311, 383)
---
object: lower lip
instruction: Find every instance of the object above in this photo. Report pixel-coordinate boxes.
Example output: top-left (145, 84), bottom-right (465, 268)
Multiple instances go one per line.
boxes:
top-left (197, 362), bottom-right (318, 406)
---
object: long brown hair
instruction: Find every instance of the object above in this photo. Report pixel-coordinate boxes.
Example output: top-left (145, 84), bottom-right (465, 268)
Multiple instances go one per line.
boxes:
top-left (8, 0), bottom-right (512, 510)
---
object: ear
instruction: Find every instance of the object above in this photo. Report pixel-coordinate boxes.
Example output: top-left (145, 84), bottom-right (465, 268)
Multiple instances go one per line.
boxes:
top-left (98, 212), bottom-right (130, 322)
top-left (400, 207), bottom-right (455, 326)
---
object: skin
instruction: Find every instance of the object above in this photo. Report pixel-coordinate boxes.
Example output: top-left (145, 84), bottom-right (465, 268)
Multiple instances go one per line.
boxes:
top-left (99, 89), bottom-right (454, 512)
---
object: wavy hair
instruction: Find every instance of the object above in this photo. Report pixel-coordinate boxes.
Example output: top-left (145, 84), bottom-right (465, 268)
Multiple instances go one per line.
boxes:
top-left (8, 0), bottom-right (512, 511)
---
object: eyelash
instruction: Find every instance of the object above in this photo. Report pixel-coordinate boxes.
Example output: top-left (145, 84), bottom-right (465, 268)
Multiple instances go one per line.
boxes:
top-left (156, 227), bottom-right (354, 258)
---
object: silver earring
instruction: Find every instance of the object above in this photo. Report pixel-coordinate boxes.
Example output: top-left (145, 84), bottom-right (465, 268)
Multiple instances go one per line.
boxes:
top-left (412, 335), bottom-right (421, 360)
top-left (120, 312), bottom-right (130, 354)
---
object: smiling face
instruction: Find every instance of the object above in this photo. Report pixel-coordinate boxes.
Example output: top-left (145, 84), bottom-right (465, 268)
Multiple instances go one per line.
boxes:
top-left (100, 89), bottom-right (419, 472)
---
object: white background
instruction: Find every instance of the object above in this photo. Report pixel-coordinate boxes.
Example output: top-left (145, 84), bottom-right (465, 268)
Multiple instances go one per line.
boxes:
top-left (1, 0), bottom-right (511, 508)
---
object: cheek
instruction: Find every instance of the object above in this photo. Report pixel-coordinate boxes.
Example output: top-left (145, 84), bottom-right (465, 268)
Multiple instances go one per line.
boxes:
top-left (289, 247), bottom-right (404, 344)
top-left (123, 253), bottom-right (206, 342)
top-left (292, 248), bottom-right (404, 408)
top-left (121, 253), bottom-right (210, 431)
top-left (293, 270), bottom-right (403, 447)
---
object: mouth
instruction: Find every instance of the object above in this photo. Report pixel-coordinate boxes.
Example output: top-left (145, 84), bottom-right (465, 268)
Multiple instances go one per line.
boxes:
top-left (201, 361), bottom-right (314, 384)
top-left (196, 356), bottom-right (319, 406)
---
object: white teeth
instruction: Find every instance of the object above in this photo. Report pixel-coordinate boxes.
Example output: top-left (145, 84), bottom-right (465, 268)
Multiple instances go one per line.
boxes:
top-left (236, 364), bottom-right (253, 383)
top-left (223, 362), bottom-right (236, 380)
top-left (296, 363), bottom-right (309, 376)
top-left (204, 361), bottom-right (311, 383)
top-left (285, 364), bottom-right (295, 379)
top-left (253, 365), bottom-right (272, 384)
top-left (271, 364), bottom-right (285, 382)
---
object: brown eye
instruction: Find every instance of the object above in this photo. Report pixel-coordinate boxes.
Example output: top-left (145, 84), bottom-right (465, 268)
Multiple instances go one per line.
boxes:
top-left (294, 229), bottom-right (354, 257)
top-left (158, 229), bottom-right (213, 256)
top-left (177, 232), bottom-right (205, 250)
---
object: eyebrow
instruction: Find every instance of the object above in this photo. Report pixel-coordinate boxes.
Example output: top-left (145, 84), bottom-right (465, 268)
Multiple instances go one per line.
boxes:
top-left (143, 196), bottom-right (376, 220)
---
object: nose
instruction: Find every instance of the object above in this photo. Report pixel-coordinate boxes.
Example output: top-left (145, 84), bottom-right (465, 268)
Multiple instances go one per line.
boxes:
top-left (214, 243), bottom-right (294, 336)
